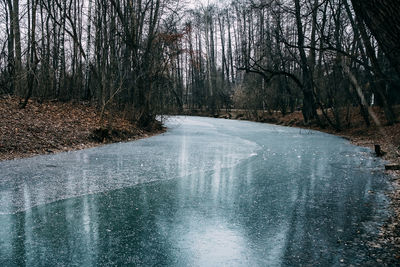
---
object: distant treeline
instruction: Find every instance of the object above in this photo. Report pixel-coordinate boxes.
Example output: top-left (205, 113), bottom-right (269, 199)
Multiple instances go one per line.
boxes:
top-left (0, 0), bottom-right (399, 129)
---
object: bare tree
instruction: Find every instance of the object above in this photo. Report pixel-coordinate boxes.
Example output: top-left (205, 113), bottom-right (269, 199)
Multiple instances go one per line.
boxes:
top-left (351, 0), bottom-right (400, 79)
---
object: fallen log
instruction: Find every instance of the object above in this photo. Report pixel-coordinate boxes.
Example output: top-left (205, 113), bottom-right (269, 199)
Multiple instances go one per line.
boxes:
top-left (385, 164), bottom-right (400, 171)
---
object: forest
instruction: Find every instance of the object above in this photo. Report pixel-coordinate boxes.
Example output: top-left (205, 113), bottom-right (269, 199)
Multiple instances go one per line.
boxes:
top-left (1, 1), bottom-right (400, 264)
top-left (0, 0), bottom-right (399, 129)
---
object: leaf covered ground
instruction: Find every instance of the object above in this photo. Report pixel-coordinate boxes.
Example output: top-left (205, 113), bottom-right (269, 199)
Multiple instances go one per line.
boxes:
top-left (0, 95), bottom-right (164, 161)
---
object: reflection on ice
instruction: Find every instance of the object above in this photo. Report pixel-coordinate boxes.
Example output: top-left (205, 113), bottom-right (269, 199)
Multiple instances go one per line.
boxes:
top-left (176, 216), bottom-right (253, 266)
top-left (0, 117), bottom-right (259, 214)
top-left (0, 116), bottom-right (391, 266)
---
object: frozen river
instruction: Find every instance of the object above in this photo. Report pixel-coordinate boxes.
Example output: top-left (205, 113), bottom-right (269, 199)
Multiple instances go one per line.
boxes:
top-left (0, 116), bottom-right (392, 266)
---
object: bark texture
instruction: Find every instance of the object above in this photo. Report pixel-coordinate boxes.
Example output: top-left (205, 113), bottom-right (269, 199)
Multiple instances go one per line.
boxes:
top-left (351, 0), bottom-right (400, 79)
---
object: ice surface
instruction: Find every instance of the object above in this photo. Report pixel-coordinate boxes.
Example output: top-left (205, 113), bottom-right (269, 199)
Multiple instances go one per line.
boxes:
top-left (0, 116), bottom-right (259, 214)
top-left (0, 116), bottom-right (392, 266)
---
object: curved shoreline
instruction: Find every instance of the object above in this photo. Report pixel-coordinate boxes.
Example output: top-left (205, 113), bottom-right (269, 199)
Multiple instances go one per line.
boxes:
top-left (0, 96), bottom-right (165, 162)
top-left (1, 99), bottom-right (399, 261)
top-left (183, 110), bottom-right (400, 261)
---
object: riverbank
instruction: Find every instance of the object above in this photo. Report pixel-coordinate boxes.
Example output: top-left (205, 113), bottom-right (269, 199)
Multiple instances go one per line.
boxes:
top-left (186, 107), bottom-right (400, 260)
top-left (0, 95), bottom-right (165, 161)
top-left (186, 108), bottom-right (399, 166)
top-left (1, 97), bottom-right (399, 260)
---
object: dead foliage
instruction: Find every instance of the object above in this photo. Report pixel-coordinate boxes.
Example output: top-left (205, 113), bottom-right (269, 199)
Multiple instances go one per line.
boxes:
top-left (0, 95), bottom-right (164, 161)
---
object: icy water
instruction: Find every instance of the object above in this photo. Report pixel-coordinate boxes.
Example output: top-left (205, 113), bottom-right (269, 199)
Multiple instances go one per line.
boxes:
top-left (0, 116), bottom-right (392, 266)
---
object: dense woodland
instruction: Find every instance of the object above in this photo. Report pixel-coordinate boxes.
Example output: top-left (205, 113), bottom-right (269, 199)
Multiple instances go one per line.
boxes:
top-left (0, 0), bottom-right (399, 129)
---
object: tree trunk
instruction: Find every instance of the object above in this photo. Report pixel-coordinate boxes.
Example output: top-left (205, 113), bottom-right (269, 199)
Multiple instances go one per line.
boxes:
top-left (294, 0), bottom-right (318, 123)
top-left (351, 0), bottom-right (400, 80)
top-left (12, 0), bottom-right (22, 96)
top-left (20, 0), bottom-right (38, 108)
top-left (6, 0), bottom-right (14, 94)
